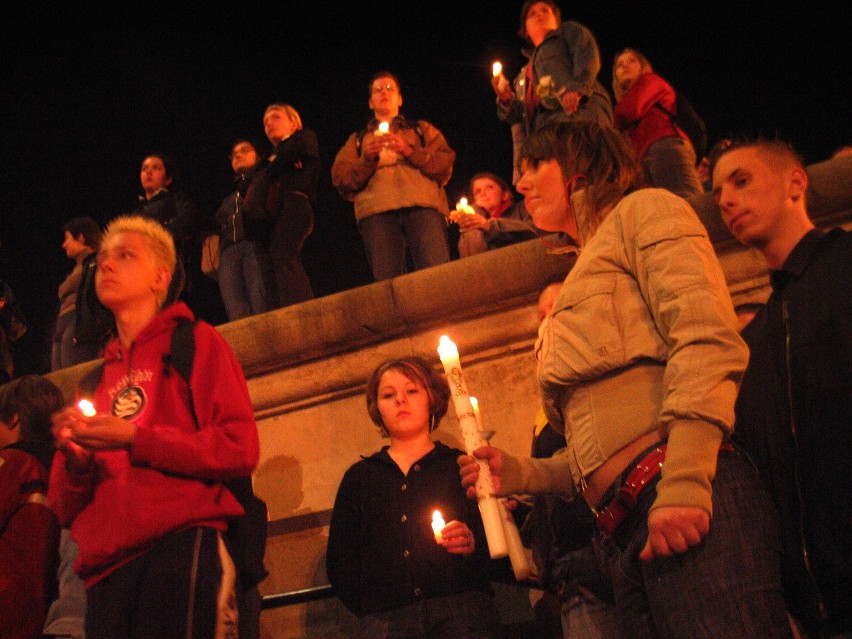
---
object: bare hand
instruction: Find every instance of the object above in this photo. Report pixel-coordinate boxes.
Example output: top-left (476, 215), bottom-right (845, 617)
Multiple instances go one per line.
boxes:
top-left (362, 138), bottom-right (384, 161)
top-left (640, 506), bottom-right (710, 561)
top-left (51, 407), bottom-right (94, 471)
top-left (491, 75), bottom-right (513, 102)
top-left (67, 414), bottom-right (137, 451)
top-left (458, 446), bottom-right (503, 499)
top-left (457, 213), bottom-right (489, 232)
top-left (438, 520), bottom-right (476, 556)
top-left (382, 132), bottom-right (413, 158)
top-left (560, 91), bottom-right (582, 114)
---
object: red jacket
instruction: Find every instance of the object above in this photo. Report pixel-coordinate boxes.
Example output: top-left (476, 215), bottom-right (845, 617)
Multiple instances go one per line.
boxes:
top-left (614, 72), bottom-right (690, 160)
top-left (48, 302), bottom-right (259, 586)
top-left (1, 448), bottom-right (59, 639)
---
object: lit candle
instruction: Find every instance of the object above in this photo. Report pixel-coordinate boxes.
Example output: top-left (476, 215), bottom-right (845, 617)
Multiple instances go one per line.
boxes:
top-left (376, 121), bottom-right (389, 135)
top-left (437, 335), bottom-right (508, 559)
top-left (457, 198), bottom-right (476, 215)
top-left (431, 510), bottom-right (445, 544)
top-left (470, 396), bottom-right (482, 429)
top-left (77, 399), bottom-right (96, 417)
top-left (492, 61), bottom-right (509, 93)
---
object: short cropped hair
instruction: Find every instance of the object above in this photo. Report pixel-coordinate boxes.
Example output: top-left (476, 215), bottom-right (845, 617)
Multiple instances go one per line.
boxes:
top-left (710, 138), bottom-right (804, 176)
top-left (368, 71), bottom-right (402, 97)
top-left (469, 172), bottom-right (512, 197)
top-left (102, 215), bottom-right (177, 305)
top-left (365, 357), bottom-right (450, 437)
top-left (63, 216), bottom-right (103, 250)
top-left (263, 103), bottom-right (303, 131)
top-left (0, 375), bottom-right (64, 451)
top-left (518, 0), bottom-right (561, 41)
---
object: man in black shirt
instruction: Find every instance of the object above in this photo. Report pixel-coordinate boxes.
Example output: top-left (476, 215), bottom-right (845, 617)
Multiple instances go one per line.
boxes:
top-left (712, 140), bottom-right (851, 638)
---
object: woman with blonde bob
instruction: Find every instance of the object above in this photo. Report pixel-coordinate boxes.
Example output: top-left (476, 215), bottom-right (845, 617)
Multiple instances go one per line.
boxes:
top-left (460, 121), bottom-right (793, 638)
top-left (327, 356), bottom-right (501, 638)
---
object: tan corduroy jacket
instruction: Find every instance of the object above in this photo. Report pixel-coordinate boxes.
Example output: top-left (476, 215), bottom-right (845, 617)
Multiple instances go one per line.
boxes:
top-left (331, 119), bottom-right (454, 222)
top-left (501, 188), bottom-right (748, 516)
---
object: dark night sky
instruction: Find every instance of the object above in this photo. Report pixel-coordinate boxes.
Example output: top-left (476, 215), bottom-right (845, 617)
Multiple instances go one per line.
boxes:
top-left (2, 2), bottom-right (850, 374)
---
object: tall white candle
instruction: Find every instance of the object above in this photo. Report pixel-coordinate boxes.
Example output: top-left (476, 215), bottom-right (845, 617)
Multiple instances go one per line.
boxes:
top-left (473, 395), bottom-right (531, 580)
top-left (437, 336), bottom-right (508, 559)
top-left (499, 499), bottom-right (533, 581)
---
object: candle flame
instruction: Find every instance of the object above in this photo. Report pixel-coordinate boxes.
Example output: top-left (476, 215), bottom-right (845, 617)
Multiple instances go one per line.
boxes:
top-left (431, 509), bottom-right (445, 543)
top-left (377, 121), bottom-right (389, 134)
top-left (459, 197), bottom-right (468, 208)
top-left (492, 61), bottom-right (502, 77)
top-left (437, 335), bottom-right (459, 360)
top-left (77, 399), bottom-right (96, 417)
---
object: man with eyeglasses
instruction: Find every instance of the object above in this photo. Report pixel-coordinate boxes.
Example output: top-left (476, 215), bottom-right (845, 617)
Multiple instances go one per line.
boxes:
top-left (332, 71), bottom-right (455, 281)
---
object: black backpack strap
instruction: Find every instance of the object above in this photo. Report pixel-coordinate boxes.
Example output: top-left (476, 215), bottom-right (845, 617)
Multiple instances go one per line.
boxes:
top-left (163, 317), bottom-right (199, 428)
top-left (78, 362), bottom-right (105, 398)
top-left (653, 101), bottom-right (676, 120)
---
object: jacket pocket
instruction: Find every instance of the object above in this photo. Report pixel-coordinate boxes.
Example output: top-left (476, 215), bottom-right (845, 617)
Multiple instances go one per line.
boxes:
top-left (539, 274), bottom-right (625, 385)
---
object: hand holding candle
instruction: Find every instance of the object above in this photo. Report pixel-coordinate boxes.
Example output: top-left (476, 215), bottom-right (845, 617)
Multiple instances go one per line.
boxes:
top-left (438, 336), bottom-right (508, 559)
top-left (448, 197), bottom-right (477, 223)
top-left (432, 510), bottom-right (445, 543)
top-left (491, 60), bottom-right (510, 97)
top-left (472, 396), bottom-right (531, 580)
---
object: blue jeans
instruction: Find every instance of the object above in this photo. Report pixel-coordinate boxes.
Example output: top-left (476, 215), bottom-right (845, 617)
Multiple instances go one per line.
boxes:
top-left (355, 590), bottom-right (499, 639)
top-left (52, 312), bottom-right (102, 370)
top-left (552, 544), bottom-right (625, 639)
top-left (642, 137), bottom-right (703, 199)
top-left (217, 240), bottom-right (271, 322)
top-left (358, 207), bottom-right (451, 281)
top-left (596, 447), bottom-right (793, 639)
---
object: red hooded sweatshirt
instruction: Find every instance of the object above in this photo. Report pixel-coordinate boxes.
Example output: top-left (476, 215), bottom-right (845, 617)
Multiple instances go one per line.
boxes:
top-left (49, 302), bottom-right (259, 587)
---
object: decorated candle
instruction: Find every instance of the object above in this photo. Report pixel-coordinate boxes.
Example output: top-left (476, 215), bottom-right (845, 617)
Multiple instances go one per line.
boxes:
top-left (437, 335), bottom-right (508, 559)
top-left (470, 398), bottom-right (530, 578)
top-left (499, 499), bottom-right (533, 581)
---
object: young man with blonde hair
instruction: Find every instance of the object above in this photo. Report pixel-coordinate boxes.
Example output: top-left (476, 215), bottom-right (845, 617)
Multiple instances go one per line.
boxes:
top-left (713, 140), bottom-right (851, 637)
top-left (50, 215), bottom-right (260, 639)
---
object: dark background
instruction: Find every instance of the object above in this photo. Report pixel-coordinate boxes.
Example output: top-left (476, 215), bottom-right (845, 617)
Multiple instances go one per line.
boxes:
top-left (2, 2), bottom-right (850, 375)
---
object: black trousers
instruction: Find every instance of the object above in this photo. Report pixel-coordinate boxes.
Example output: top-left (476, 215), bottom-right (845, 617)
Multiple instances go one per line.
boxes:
top-left (85, 527), bottom-right (223, 639)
